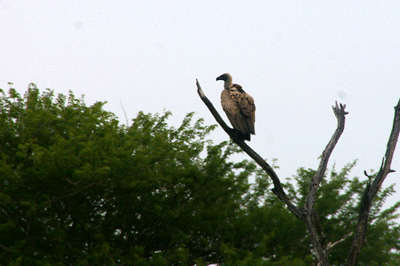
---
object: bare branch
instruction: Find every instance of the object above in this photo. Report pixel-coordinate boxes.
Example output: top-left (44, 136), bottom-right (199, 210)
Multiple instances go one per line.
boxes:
top-left (314, 232), bottom-right (354, 266)
top-left (305, 101), bottom-right (348, 211)
top-left (368, 99), bottom-right (400, 200)
top-left (326, 232), bottom-right (353, 252)
top-left (347, 98), bottom-right (400, 266)
top-left (315, 233), bottom-right (354, 266)
top-left (363, 170), bottom-right (371, 178)
top-left (196, 79), bottom-right (304, 220)
top-left (302, 101), bottom-right (348, 266)
top-left (120, 100), bottom-right (129, 127)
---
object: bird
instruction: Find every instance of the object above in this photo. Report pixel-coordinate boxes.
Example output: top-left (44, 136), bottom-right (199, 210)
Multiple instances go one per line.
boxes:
top-left (216, 73), bottom-right (255, 141)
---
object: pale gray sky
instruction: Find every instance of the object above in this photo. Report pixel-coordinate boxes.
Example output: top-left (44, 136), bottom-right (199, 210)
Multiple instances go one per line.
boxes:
top-left (1, 1), bottom-right (400, 208)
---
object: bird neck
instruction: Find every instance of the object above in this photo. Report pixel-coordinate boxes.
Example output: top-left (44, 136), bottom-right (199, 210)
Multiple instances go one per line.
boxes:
top-left (223, 75), bottom-right (233, 90)
top-left (224, 81), bottom-right (233, 90)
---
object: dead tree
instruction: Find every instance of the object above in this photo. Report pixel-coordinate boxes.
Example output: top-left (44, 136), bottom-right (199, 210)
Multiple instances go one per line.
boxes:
top-left (196, 79), bottom-right (400, 266)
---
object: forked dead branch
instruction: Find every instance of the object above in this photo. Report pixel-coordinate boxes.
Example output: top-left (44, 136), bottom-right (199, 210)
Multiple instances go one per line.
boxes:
top-left (196, 79), bottom-right (400, 266)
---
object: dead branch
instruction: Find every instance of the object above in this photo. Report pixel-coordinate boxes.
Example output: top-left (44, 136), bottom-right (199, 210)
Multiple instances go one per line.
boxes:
top-left (326, 232), bottom-right (353, 252)
top-left (303, 102), bottom-right (348, 266)
top-left (314, 232), bottom-right (353, 266)
top-left (305, 102), bottom-right (348, 211)
top-left (347, 98), bottom-right (400, 266)
top-left (196, 79), bottom-right (304, 220)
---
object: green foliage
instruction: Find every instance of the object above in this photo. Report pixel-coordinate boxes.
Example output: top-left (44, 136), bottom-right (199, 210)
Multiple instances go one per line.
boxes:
top-left (0, 84), bottom-right (399, 265)
top-left (0, 84), bottom-right (252, 265)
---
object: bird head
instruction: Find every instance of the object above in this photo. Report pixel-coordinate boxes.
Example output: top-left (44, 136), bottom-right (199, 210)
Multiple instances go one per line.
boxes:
top-left (216, 73), bottom-right (232, 89)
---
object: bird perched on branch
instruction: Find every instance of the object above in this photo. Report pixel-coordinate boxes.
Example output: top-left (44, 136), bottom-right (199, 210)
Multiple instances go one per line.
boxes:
top-left (216, 73), bottom-right (255, 141)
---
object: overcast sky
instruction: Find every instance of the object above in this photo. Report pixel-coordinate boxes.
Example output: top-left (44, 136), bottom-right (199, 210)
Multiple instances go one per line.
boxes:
top-left (1, 1), bottom-right (400, 209)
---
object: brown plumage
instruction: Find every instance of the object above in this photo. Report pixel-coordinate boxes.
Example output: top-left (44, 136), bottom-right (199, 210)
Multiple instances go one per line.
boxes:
top-left (216, 73), bottom-right (255, 141)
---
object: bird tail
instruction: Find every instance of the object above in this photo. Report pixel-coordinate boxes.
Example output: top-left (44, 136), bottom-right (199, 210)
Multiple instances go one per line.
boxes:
top-left (235, 130), bottom-right (250, 141)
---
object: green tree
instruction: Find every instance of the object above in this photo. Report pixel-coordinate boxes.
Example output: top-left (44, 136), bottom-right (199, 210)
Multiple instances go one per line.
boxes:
top-left (0, 84), bottom-right (255, 265)
top-left (0, 85), bottom-right (399, 265)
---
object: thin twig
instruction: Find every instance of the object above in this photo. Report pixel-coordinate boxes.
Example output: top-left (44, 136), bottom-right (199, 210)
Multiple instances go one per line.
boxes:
top-left (120, 100), bottom-right (129, 127)
top-left (326, 232), bottom-right (353, 252)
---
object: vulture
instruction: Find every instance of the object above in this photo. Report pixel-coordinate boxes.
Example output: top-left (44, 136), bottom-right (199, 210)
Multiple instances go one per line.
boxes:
top-left (216, 73), bottom-right (256, 141)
